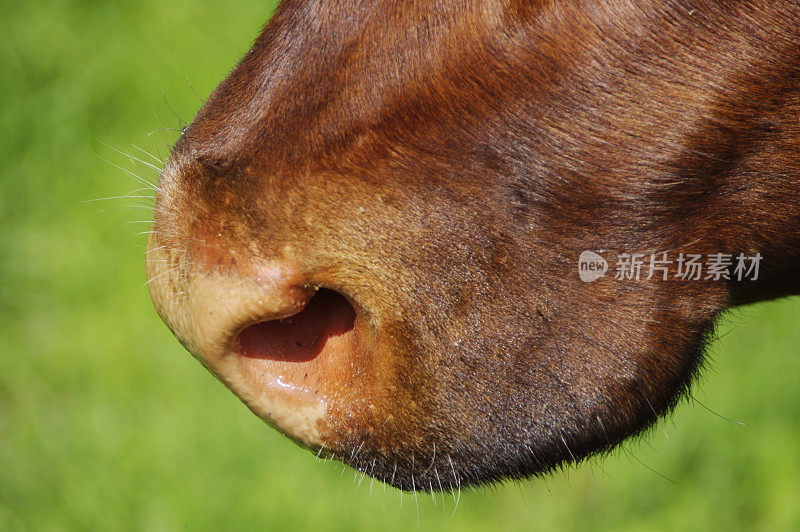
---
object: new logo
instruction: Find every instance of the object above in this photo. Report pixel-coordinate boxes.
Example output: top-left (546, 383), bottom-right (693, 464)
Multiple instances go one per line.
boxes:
top-left (578, 251), bottom-right (608, 283)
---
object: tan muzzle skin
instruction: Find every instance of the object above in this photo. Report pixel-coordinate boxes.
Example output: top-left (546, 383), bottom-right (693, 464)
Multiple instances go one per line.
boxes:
top-left (145, 230), bottom-right (364, 452)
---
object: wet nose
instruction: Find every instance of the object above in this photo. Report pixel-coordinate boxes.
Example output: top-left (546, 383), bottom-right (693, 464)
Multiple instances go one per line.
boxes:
top-left (144, 231), bottom-right (363, 449)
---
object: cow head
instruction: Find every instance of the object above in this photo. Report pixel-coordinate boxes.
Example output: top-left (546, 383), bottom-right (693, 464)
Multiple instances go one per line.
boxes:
top-left (146, 0), bottom-right (800, 490)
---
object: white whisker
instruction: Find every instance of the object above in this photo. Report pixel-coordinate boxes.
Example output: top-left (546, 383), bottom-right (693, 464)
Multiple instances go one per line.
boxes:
top-left (143, 267), bottom-right (176, 287)
top-left (83, 194), bottom-right (155, 203)
top-left (91, 149), bottom-right (158, 189)
top-left (147, 127), bottom-right (181, 136)
top-left (131, 143), bottom-right (165, 165)
top-left (99, 139), bottom-right (164, 172)
top-left (186, 75), bottom-right (205, 104)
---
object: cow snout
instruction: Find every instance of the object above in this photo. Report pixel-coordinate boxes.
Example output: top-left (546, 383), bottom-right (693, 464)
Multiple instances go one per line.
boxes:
top-left (145, 224), bottom-right (368, 449)
top-left (144, 0), bottom-right (800, 493)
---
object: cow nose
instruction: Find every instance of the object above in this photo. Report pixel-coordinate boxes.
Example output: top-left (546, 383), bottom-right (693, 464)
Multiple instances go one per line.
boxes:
top-left (145, 232), bottom-right (361, 449)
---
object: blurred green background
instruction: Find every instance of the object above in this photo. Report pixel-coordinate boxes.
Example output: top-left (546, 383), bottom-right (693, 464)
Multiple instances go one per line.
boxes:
top-left (1, 1), bottom-right (799, 530)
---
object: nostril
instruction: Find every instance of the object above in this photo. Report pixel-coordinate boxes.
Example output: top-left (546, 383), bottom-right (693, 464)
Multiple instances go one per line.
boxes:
top-left (237, 288), bottom-right (356, 362)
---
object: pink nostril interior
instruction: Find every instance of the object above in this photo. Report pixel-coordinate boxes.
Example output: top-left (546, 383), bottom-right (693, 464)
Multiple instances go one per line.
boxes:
top-left (237, 289), bottom-right (356, 362)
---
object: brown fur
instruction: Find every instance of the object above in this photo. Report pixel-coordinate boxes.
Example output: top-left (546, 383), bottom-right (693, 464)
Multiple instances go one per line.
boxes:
top-left (149, 0), bottom-right (800, 490)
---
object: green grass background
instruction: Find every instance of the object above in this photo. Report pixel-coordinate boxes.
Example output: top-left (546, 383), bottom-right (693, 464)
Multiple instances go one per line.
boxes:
top-left (1, 1), bottom-right (799, 530)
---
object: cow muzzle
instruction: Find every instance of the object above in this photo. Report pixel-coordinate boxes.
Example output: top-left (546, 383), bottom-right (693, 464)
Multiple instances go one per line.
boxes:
top-left (145, 231), bottom-right (364, 450)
